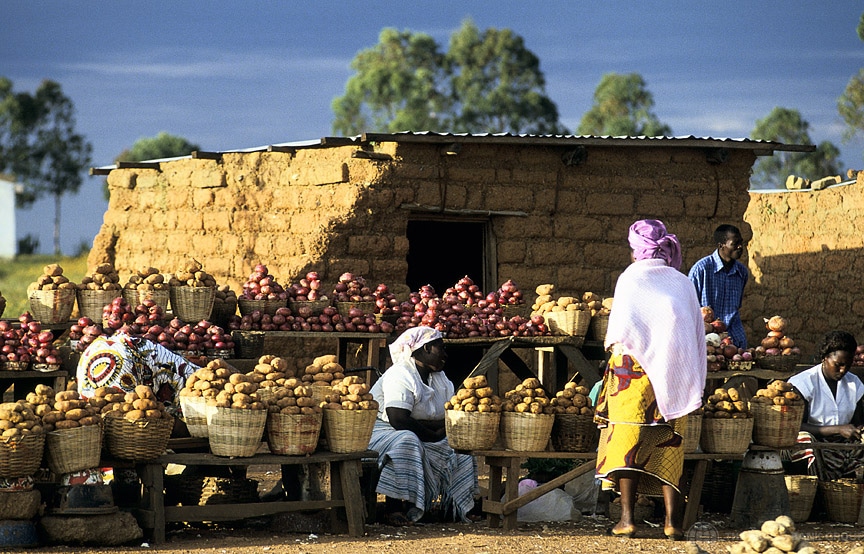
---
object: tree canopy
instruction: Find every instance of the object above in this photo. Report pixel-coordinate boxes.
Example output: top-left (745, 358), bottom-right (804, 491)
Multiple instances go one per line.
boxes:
top-left (332, 20), bottom-right (564, 135)
top-left (837, 12), bottom-right (864, 160)
top-left (577, 72), bottom-right (671, 136)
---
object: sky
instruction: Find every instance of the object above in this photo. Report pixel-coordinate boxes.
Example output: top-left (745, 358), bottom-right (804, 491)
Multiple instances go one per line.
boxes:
top-left (3, 1), bottom-right (864, 255)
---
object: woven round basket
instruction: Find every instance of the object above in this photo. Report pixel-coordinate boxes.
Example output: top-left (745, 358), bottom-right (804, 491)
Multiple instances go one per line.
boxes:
top-left (551, 413), bottom-right (599, 452)
top-left (206, 406), bottom-right (266, 457)
top-left (309, 384), bottom-right (335, 406)
top-left (210, 300), bottom-right (238, 326)
top-left (76, 289), bottom-right (121, 321)
top-left (589, 314), bottom-right (609, 342)
top-left (28, 288), bottom-right (76, 324)
top-left (374, 313), bottom-right (400, 325)
top-left (821, 479), bottom-right (864, 523)
top-left (267, 412), bottom-right (323, 455)
top-left (699, 416), bottom-right (753, 454)
top-left (335, 301), bottom-right (376, 317)
top-left (681, 413), bottom-right (703, 454)
top-left (103, 415), bottom-right (174, 461)
top-left (231, 330), bottom-right (265, 359)
top-left (502, 304), bottom-right (531, 320)
top-left (122, 288), bottom-right (170, 313)
top-left (287, 300), bottom-right (330, 316)
top-left (45, 423), bottom-right (102, 475)
top-left (165, 475), bottom-right (259, 506)
top-left (543, 310), bottom-right (591, 337)
top-left (179, 396), bottom-right (209, 438)
top-left (500, 412), bottom-right (555, 452)
top-left (784, 474), bottom-right (818, 522)
top-left (2, 361), bottom-right (30, 371)
top-left (170, 286), bottom-right (216, 322)
top-left (0, 433), bottom-right (45, 478)
top-left (322, 409), bottom-right (376, 453)
top-left (751, 402), bottom-right (804, 448)
top-left (444, 410), bottom-right (501, 450)
top-left (756, 353), bottom-right (801, 370)
top-left (238, 298), bottom-right (286, 316)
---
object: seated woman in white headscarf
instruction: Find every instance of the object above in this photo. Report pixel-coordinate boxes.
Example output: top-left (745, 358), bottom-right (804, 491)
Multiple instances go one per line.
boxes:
top-left (368, 326), bottom-right (478, 526)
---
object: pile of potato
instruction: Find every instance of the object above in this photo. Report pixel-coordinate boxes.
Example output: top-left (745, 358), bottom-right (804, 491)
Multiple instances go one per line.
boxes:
top-left (77, 263), bottom-right (122, 291)
top-left (25, 384), bottom-right (54, 417)
top-left (27, 263), bottom-right (76, 292)
top-left (214, 284), bottom-right (238, 307)
top-left (169, 258), bottom-right (217, 288)
top-left (102, 385), bottom-right (171, 421)
top-left (444, 375), bottom-right (502, 413)
top-left (319, 376), bottom-right (379, 411)
top-left (124, 266), bottom-right (169, 291)
top-left (727, 515), bottom-right (816, 554)
top-left (301, 354), bottom-right (346, 390)
top-left (751, 380), bottom-right (805, 407)
top-left (0, 401), bottom-right (43, 438)
top-left (550, 382), bottom-right (594, 415)
top-left (703, 386), bottom-right (751, 419)
top-left (251, 355), bottom-right (294, 388)
top-left (266, 379), bottom-right (320, 415)
top-left (87, 386), bottom-right (127, 416)
top-left (501, 378), bottom-right (555, 414)
top-left (209, 373), bottom-right (268, 411)
top-left (178, 359), bottom-right (237, 401)
top-left (40, 390), bottom-right (101, 430)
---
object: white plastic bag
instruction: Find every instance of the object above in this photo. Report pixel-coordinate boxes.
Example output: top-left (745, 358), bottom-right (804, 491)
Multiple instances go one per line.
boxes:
top-left (564, 469), bottom-right (601, 514)
top-left (513, 479), bottom-right (575, 522)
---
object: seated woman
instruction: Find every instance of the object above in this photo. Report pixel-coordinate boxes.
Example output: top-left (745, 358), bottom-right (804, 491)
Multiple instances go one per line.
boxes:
top-left (787, 330), bottom-right (864, 481)
top-left (368, 326), bottom-right (478, 526)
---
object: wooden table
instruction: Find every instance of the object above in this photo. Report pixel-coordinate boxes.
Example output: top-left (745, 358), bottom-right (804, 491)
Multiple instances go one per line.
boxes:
top-left (129, 449), bottom-right (375, 543)
top-left (0, 368), bottom-right (69, 400)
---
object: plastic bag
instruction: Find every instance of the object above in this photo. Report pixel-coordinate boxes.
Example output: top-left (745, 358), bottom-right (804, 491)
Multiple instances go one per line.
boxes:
top-left (513, 479), bottom-right (576, 522)
top-left (564, 468), bottom-right (601, 514)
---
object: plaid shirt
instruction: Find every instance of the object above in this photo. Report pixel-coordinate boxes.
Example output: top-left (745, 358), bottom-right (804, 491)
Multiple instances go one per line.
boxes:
top-left (687, 250), bottom-right (749, 347)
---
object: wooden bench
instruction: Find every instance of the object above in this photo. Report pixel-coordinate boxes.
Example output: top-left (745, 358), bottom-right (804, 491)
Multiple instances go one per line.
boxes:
top-left (473, 449), bottom-right (748, 531)
top-left (126, 449), bottom-right (375, 543)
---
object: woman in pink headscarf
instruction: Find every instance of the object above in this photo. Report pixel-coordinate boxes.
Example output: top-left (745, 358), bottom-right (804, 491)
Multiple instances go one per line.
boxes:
top-left (367, 326), bottom-right (478, 526)
top-left (594, 219), bottom-right (706, 540)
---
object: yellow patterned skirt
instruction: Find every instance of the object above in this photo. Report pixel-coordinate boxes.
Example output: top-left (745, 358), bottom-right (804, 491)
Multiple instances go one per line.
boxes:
top-left (594, 350), bottom-right (684, 496)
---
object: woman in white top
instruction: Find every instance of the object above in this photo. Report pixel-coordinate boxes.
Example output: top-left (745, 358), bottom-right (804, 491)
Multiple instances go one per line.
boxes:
top-left (368, 326), bottom-right (478, 526)
top-left (788, 330), bottom-right (864, 480)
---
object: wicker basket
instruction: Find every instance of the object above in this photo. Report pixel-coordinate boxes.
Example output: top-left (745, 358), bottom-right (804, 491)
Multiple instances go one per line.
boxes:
top-left (287, 300), bottom-right (330, 316)
top-left (0, 433), bottom-right (45, 478)
top-left (335, 301), bottom-right (376, 317)
top-left (322, 409), bottom-right (376, 453)
top-left (543, 310), bottom-right (591, 337)
top-left (589, 314), bottom-right (609, 342)
top-left (179, 396), bottom-right (209, 438)
top-left (206, 406), bottom-right (266, 457)
top-left (170, 286), bottom-right (216, 322)
top-left (500, 412), bottom-right (555, 452)
top-left (32, 363), bottom-right (61, 373)
top-left (45, 423), bottom-right (102, 475)
top-left (751, 402), bottom-right (804, 448)
top-left (785, 474), bottom-right (818, 522)
top-left (231, 330), bottom-right (265, 359)
top-left (267, 412), bottom-right (323, 455)
top-left (3, 361), bottom-right (30, 371)
top-left (502, 304), bottom-right (531, 320)
top-left (238, 298), bottom-right (286, 316)
top-left (680, 413), bottom-right (703, 454)
top-left (122, 288), bottom-right (170, 313)
top-left (165, 475), bottom-right (259, 506)
top-left (76, 289), bottom-right (121, 321)
top-left (445, 410), bottom-right (501, 450)
top-left (103, 415), bottom-right (174, 461)
top-left (756, 354), bottom-right (801, 370)
top-left (821, 479), bottom-right (864, 523)
top-left (28, 289), bottom-right (76, 324)
top-left (551, 413), bottom-right (599, 452)
top-left (699, 416), bottom-right (753, 454)
top-left (210, 300), bottom-right (238, 326)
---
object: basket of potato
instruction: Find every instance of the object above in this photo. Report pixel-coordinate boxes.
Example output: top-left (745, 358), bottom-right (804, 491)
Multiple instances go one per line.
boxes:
top-left (0, 401), bottom-right (45, 478)
top-left (301, 355), bottom-right (347, 404)
top-left (76, 263), bottom-right (123, 321)
top-left (41, 388), bottom-right (103, 474)
top-left (103, 385), bottom-right (174, 461)
top-left (532, 285), bottom-right (592, 337)
top-left (444, 375), bottom-right (502, 450)
top-left (204, 370), bottom-right (268, 457)
top-left (266, 381), bottom-right (323, 455)
top-left (680, 408), bottom-right (703, 454)
top-left (178, 359), bottom-right (238, 438)
top-left (320, 375), bottom-right (379, 453)
top-left (123, 266), bottom-right (170, 312)
top-left (701, 386), bottom-right (753, 454)
top-left (27, 264), bottom-right (77, 324)
top-left (500, 378), bottom-right (555, 451)
top-left (168, 259), bottom-right (217, 322)
top-left (750, 380), bottom-right (805, 448)
top-left (549, 382), bottom-right (598, 452)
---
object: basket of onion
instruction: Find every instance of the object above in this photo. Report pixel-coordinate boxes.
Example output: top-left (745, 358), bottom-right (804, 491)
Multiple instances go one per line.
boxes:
top-left (287, 271), bottom-right (330, 315)
top-left (497, 279), bottom-right (530, 319)
top-left (238, 264), bottom-right (288, 316)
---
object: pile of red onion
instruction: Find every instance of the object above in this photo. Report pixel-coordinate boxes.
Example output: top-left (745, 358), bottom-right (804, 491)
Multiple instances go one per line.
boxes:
top-left (288, 271), bottom-right (327, 302)
top-left (228, 305), bottom-right (395, 334)
top-left (241, 264), bottom-right (289, 301)
top-left (332, 272), bottom-right (373, 302)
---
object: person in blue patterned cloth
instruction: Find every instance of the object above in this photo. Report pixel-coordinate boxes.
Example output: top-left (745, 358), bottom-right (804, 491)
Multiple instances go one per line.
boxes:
top-left (687, 224), bottom-right (750, 348)
top-left (368, 326), bottom-right (478, 526)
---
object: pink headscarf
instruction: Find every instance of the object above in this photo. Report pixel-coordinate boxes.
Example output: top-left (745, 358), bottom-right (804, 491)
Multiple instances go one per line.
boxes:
top-left (389, 326), bottom-right (443, 366)
top-left (628, 219), bottom-right (682, 270)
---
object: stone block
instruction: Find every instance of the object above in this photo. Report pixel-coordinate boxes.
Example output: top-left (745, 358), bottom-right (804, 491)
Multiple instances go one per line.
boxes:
top-left (40, 511), bottom-right (143, 546)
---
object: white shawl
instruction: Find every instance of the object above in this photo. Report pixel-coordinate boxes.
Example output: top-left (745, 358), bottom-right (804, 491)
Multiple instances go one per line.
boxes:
top-left (604, 259), bottom-right (707, 420)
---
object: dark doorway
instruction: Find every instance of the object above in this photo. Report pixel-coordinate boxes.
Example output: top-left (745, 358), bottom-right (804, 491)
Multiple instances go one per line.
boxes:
top-left (405, 219), bottom-right (488, 295)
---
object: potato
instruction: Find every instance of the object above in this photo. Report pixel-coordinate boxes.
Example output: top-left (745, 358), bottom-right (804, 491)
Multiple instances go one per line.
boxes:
top-left (125, 409), bottom-right (146, 420)
top-left (54, 420), bottom-right (80, 429)
top-left (64, 408), bottom-right (87, 421)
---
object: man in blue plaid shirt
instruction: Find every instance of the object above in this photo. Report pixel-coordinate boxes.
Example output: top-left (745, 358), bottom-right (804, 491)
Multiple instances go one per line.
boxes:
top-left (687, 224), bottom-right (749, 348)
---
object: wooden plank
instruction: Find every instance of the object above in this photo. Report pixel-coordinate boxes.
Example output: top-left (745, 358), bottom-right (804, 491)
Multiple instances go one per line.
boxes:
top-left (338, 460), bottom-right (366, 537)
top-left (498, 462), bottom-right (596, 515)
top-left (153, 450), bottom-right (375, 466)
top-left (164, 500), bottom-right (340, 522)
top-left (558, 343), bottom-right (601, 387)
top-left (683, 459), bottom-right (708, 530)
top-left (138, 462), bottom-right (165, 543)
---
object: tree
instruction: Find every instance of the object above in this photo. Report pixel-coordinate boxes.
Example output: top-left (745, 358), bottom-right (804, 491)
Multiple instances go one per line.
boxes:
top-left (0, 78), bottom-right (92, 255)
top-left (577, 73), bottom-right (671, 137)
top-left (837, 12), bottom-right (864, 158)
top-left (332, 21), bottom-right (565, 135)
top-left (750, 107), bottom-right (841, 189)
top-left (105, 132), bottom-right (200, 200)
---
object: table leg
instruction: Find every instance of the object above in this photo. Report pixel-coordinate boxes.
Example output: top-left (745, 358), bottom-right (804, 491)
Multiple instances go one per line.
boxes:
top-left (502, 457), bottom-right (521, 531)
top-left (484, 459), bottom-right (504, 528)
top-left (337, 459), bottom-right (366, 537)
top-left (138, 462), bottom-right (165, 544)
top-left (683, 459), bottom-right (708, 531)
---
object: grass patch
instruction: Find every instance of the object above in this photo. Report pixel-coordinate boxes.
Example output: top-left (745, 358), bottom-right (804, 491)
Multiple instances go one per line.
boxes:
top-left (0, 254), bottom-right (89, 318)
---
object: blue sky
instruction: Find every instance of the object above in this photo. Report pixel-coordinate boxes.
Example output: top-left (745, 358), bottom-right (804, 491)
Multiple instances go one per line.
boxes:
top-left (4, 1), bottom-right (863, 255)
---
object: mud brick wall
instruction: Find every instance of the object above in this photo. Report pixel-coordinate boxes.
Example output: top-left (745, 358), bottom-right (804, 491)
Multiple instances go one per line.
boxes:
top-left (743, 173), bottom-right (864, 359)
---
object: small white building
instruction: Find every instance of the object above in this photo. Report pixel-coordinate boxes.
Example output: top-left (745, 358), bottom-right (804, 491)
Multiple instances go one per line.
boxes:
top-left (0, 175), bottom-right (18, 258)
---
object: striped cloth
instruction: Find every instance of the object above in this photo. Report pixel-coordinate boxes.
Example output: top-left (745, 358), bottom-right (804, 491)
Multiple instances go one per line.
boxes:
top-left (368, 419), bottom-right (478, 522)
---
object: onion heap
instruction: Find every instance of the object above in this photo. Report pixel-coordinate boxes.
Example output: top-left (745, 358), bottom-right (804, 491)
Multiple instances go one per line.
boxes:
top-left (102, 297), bottom-right (135, 333)
top-left (372, 283), bottom-right (399, 317)
top-left (288, 271), bottom-right (327, 302)
top-left (755, 315), bottom-right (800, 358)
top-left (68, 317), bottom-right (106, 352)
top-left (444, 375), bottom-right (503, 412)
top-left (702, 306), bottom-right (755, 372)
top-left (229, 304), bottom-right (393, 334)
top-left (77, 262), bottom-right (121, 292)
top-left (501, 377), bottom-right (555, 414)
top-left (124, 266), bottom-right (168, 292)
top-left (496, 279), bottom-right (524, 307)
top-left (0, 316), bottom-right (31, 365)
top-left (332, 272), bottom-right (373, 303)
top-left (240, 264), bottom-right (289, 301)
top-left (550, 382), bottom-right (594, 415)
top-left (27, 263), bottom-right (76, 292)
top-left (703, 386), bottom-right (751, 419)
top-left (22, 320), bottom-right (61, 366)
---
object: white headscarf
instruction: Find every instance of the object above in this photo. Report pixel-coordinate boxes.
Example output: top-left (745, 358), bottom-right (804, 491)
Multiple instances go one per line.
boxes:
top-left (389, 326), bottom-right (443, 366)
